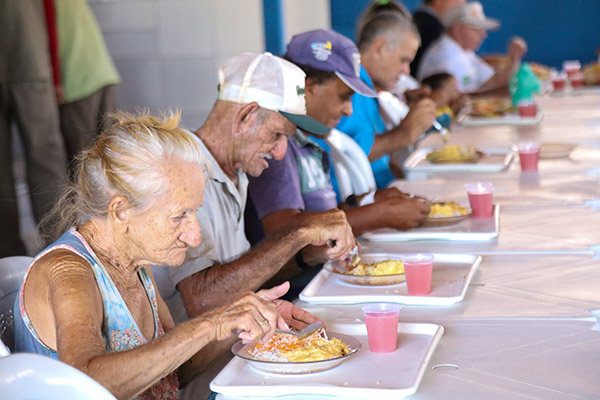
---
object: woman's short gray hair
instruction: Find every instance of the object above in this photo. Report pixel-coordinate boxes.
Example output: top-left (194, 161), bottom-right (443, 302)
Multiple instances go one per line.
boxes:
top-left (41, 110), bottom-right (207, 242)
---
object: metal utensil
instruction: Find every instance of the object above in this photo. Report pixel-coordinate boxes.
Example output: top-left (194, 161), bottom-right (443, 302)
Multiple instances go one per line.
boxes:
top-left (275, 321), bottom-right (324, 340)
top-left (326, 240), bottom-right (360, 267)
top-left (432, 119), bottom-right (449, 143)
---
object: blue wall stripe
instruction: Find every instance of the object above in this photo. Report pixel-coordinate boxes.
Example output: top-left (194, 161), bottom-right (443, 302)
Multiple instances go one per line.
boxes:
top-left (263, 0), bottom-right (286, 55)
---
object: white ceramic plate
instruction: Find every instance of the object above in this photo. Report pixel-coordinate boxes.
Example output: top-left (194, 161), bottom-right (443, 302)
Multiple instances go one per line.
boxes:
top-left (231, 332), bottom-right (360, 374)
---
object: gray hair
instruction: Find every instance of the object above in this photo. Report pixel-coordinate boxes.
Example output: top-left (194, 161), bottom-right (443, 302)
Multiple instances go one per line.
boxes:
top-left (41, 110), bottom-right (208, 242)
top-left (357, 10), bottom-right (420, 52)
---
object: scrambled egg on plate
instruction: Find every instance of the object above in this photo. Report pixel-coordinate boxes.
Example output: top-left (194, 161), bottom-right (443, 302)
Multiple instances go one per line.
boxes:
top-left (426, 145), bottom-right (480, 163)
top-left (248, 330), bottom-right (349, 362)
top-left (342, 259), bottom-right (404, 276)
top-left (428, 202), bottom-right (470, 218)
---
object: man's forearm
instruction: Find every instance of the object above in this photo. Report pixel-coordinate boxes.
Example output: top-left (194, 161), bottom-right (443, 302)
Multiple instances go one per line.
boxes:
top-left (369, 128), bottom-right (412, 161)
top-left (179, 227), bottom-right (308, 317)
top-left (343, 205), bottom-right (385, 236)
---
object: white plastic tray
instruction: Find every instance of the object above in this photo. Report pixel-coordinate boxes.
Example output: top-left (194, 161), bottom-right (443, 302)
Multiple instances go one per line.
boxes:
top-left (362, 204), bottom-right (499, 242)
top-left (404, 147), bottom-right (514, 174)
top-left (210, 322), bottom-right (444, 400)
top-left (299, 253), bottom-right (481, 306)
top-left (459, 111), bottom-right (543, 126)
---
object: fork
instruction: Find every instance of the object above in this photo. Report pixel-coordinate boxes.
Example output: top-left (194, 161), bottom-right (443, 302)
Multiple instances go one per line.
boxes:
top-left (432, 119), bottom-right (449, 143)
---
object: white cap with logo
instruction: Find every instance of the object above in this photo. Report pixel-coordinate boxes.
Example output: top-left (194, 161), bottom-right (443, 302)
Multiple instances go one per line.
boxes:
top-left (443, 1), bottom-right (500, 31)
top-left (218, 52), bottom-right (330, 135)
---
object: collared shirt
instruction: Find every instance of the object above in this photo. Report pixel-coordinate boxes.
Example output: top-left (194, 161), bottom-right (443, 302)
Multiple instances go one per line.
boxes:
top-left (154, 131), bottom-right (250, 324)
top-left (248, 129), bottom-right (337, 221)
top-left (418, 34), bottom-right (495, 93)
top-left (318, 65), bottom-right (394, 196)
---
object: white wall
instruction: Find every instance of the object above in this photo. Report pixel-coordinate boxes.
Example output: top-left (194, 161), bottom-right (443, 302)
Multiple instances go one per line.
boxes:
top-left (90, 0), bottom-right (264, 130)
top-left (284, 0), bottom-right (331, 42)
top-left (91, 0), bottom-right (330, 129)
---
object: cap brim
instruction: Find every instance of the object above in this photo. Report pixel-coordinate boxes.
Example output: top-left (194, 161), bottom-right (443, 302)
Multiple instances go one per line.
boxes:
top-left (279, 111), bottom-right (331, 136)
top-left (479, 18), bottom-right (501, 31)
top-left (336, 72), bottom-right (378, 98)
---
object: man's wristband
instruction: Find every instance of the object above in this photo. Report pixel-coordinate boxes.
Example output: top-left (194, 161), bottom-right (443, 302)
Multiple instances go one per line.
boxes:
top-left (345, 194), bottom-right (359, 208)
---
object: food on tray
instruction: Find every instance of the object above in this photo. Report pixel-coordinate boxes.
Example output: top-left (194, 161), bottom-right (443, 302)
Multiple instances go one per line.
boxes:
top-left (469, 98), bottom-right (512, 117)
top-left (425, 145), bottom-right (482, 163)
top-left (582, 63), bottom-right (600, 85)
top-left (335, 259), bottom-right (404, 276)
top-left (428, 202), bottom-right (470, 218)
top-left (248, 329), bottom-right (349, 363)
top-left (529, 62), bottom-right (551, 81)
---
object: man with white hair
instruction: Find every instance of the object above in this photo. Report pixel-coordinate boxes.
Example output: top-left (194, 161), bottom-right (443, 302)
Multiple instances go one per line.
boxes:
top-left (411, 0), bottom-right (466, 76)
top-left (417, 1), bottom-right (527, 94)
top-left (153, 52), bottom-right (356, 399)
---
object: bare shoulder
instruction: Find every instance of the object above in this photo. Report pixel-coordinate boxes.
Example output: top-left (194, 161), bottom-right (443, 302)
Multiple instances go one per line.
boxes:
top-left (33, 248), bottom-right (98, 287)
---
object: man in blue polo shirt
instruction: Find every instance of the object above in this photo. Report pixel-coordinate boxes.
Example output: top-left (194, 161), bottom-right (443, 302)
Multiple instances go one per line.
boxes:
top-left (336, 11), bottom-right (437, 189)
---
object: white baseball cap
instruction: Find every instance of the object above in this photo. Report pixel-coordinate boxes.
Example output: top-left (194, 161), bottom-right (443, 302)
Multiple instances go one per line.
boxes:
top-left (218, 52), bottom-right (330, 135)
top-left (443, 2), bottom-right (500, 31)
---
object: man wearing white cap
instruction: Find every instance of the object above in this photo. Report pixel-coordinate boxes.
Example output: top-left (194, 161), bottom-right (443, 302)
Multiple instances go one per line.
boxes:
top-left (418, 1), bottom-right (527, 94)
top-left (152, 52), bottom-right (355, 398)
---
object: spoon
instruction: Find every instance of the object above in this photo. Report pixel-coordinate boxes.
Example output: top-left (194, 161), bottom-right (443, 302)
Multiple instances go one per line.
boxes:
top-left (275, 321), bottom-right (324, 340)
top-left (326, 240), bottom-right (360, 267)
top-left (432, 119), bottom-right (449, 143)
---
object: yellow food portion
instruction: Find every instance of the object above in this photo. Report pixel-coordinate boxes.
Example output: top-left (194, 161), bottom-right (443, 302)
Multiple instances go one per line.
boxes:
top-left (470, 98), bottom-right (510, 117)
top-left (248, 330), bottom-right (349, 362)
top-left (426, 145), bottom-right (480, 163)
top-left (341, 259), bottom-right (404, 276)
top-left (583, 63), bottom-right (600, 85)
top-left (428, 202), bottom-right (469, 218)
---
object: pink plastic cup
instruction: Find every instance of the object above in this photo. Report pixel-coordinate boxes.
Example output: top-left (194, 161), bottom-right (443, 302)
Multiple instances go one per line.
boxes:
top-left (402, 253), bottom-right (434, 296)
top-left (517, 142), bottom-right (540, 172)
top-left (570, 73), bottom-right (584, 89)
top-left (563, 60), bottom-right (581, 78)
top-left (361, 303), bottom-right (401, 353)
top-left (465, 182), bottom-right (494, 218)
top-left (551, 78), bottom-right (566, 91)
top-left (518, 102), bottom-right (537, 118)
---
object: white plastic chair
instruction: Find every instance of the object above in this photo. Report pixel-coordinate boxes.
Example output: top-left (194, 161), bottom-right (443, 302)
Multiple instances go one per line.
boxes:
top-left (0, 256), bottom-right (32, 353)
top-left (326, 129), bottom-right (377, 200)
top-left (0, 353), bottom-right (117, 399)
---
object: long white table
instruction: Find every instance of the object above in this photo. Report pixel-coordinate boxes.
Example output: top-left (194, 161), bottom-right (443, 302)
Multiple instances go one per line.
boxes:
top-left (216, 93), bottom-right (600, 400)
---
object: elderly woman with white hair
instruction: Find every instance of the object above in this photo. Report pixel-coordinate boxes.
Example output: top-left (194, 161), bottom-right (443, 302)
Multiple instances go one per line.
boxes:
top-left (13, 111), bottom-right (299, 400)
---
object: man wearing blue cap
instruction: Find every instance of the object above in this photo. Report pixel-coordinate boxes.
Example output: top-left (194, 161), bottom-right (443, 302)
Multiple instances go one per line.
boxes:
top-left (246, 30), bottom-right (430, 268)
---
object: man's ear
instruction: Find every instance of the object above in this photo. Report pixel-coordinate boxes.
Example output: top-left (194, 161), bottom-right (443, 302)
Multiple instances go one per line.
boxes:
top-left (370, 36), bottom-right (388, 60)
top-left (108, 195), bottom-right (132, 233)
top-left (232, 102), bottom-right (260, 136)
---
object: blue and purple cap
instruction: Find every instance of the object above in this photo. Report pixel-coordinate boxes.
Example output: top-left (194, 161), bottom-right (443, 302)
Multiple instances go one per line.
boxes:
top-left (285, 29), bottom-right (378, 98)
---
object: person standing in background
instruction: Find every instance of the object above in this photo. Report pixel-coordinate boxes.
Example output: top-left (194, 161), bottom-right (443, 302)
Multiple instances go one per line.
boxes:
top-left (51, 0), bottom-right (120, 169)
top-left (0, 0), bottom-right (68, 257)
top-left (411, 0), bottom-right (466, 78)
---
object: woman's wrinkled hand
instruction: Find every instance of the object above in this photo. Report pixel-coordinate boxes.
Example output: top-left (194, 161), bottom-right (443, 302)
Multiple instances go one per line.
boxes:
top-left (204, 290), bottom-right (281, 344)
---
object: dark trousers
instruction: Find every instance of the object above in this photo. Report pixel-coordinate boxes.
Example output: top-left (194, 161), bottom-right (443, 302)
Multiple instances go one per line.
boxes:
top-left (59, 84), bottom-right (117, 170)
top-left (0, 81), bottom-right (67, 257)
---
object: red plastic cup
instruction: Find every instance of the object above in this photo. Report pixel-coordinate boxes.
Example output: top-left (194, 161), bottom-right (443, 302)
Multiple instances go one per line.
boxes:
top-left (570, 73), bottom-right (584, 89)
top-left (361, 303), bottom-right (401, 353)
top-left (466, 182), bottom-right (494, 218)
top-left (551, 78), bottom-right (566, 91)
top-left (517, 142), bottom-right (540, 172)
top-left (518, 102), bottom-right (538, 118)
top-left (402, 253), bottom-right (434, 296)
top-left (563, 60), bottom-right (581, 78)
